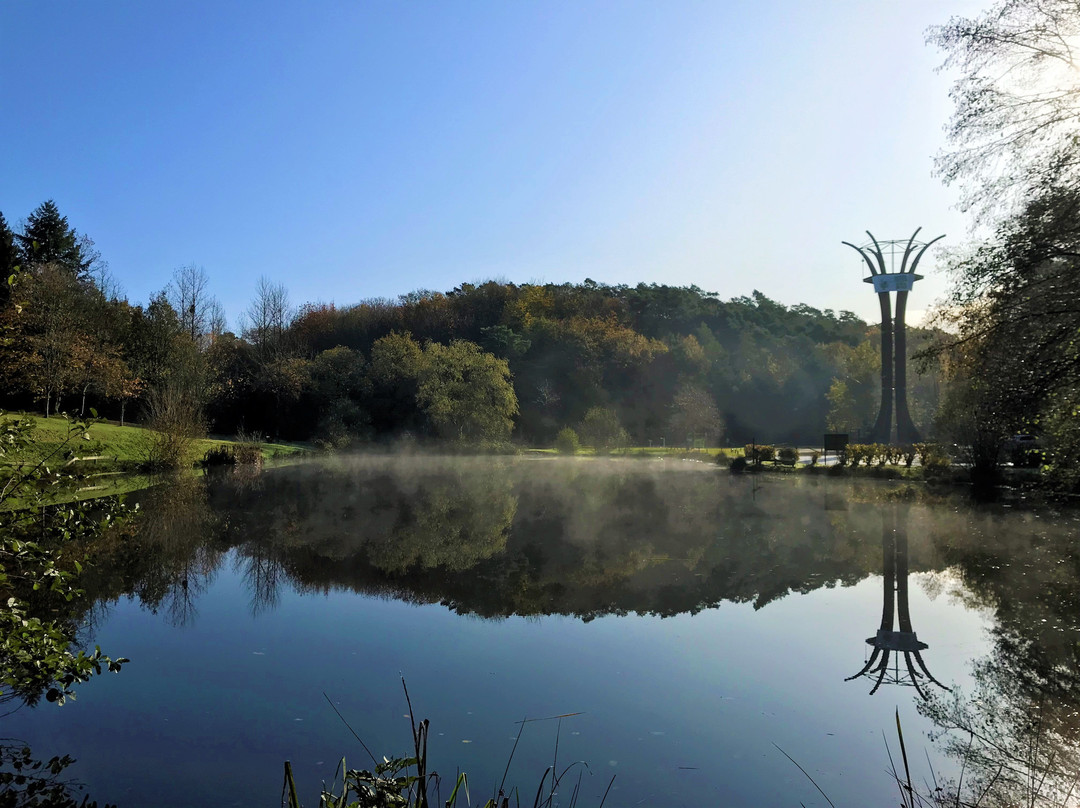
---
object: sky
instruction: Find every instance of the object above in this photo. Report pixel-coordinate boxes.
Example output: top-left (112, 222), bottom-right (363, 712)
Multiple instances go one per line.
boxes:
top-left (1, 0), bottom-right (987, 329)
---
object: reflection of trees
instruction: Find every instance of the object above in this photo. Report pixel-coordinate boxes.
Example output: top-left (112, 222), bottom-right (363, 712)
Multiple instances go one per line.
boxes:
top-left (75, 474), bottom-right (224, 628)
top-left (131, 475), bottom-right (222, 626)
top-left (0, 741), bottom-right (113, 807)
top-left (74, 459), bottom-right (961, 626)
top-left (238, 545), bottom-right (284, 617)
top-left (916, 510), bottom-right (1080, 807)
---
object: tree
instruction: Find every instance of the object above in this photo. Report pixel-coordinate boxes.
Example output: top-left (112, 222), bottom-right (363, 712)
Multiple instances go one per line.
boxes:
top-left (14, 201), bottom-right (91, 277)
top-left (168, 263), bottom-right (223, 345)
top-left (668, 382), bottom-right (724, 445)
top-left (243, 276), bottom-right (291, 360)
top-left (927, 2), bottom-right (1080, 484)
top-left (825, 339), bottom-right (879, 434)
top-left (930, 1), bottom-right (1080, 220)
top-left (416, 340), bottom-right (518, 443)
top-left (1, 265), bottom-right (86, 415)
top-left (578, 406), bottom-right (628, 452)
top-left (367, 332), bottom-right (426, 435)
top-left (0, 212), bottom-right (16, 302)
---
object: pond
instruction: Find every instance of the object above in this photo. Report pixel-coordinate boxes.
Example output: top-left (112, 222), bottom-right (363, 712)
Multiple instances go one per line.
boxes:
top-left (4, 456), bottom-right (1080, 807)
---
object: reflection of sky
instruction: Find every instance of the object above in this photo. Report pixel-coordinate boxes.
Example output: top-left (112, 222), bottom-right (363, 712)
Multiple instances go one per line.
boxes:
top-left (6, 554), bottom-right (992, 808)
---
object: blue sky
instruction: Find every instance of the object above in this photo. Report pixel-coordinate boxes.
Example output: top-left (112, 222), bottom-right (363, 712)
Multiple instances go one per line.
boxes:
top-left (1, 1), bottom-right (984, 329)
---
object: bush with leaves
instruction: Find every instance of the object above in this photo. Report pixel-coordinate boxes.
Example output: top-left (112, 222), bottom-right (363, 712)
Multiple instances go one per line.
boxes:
top-left (0, 412), bottom-right (127, 707)
top-left (553, 427), bottom-right (580, 455)
top-left (743, 444), bottom-right (775, 465)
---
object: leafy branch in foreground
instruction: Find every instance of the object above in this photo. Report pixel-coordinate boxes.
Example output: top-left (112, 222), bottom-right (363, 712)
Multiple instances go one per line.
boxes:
top-left (0, 410), bottom-right (128, 706)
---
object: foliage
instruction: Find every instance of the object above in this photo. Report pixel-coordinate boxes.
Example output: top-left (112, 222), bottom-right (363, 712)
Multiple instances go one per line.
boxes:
top-left (0, 412), bottom-right (127, 707)
top-left (0, 742), bottom-right (116, 808)
top-left (416, 340), bottom-right (518, 443)
top-left (143, 380), bottom-right (205, 471)
top-left (914, 443), bottom-right (951, 470)
top-left (578, 407), bottom-right (628, 453)
top-left (0, 198), bottom-right (952, 451)
top-left (926, 1), bottom-right (1080, 489)
top-left (668, 381), bottom-right (724, 445)
top-left (743, 444), bottom-right (775, 464)
top-left (14, 201), bottom-right (93, 278)
top-left (553, 427), bottom-right (580, 455)
top-left (777, 446), bottom-right (798, 466)
top-left (929, 0), bottom-right (1080, 220)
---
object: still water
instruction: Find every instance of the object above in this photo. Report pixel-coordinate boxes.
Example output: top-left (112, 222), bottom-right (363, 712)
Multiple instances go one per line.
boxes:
top-left (5, 456), bottom-right (1080, 807)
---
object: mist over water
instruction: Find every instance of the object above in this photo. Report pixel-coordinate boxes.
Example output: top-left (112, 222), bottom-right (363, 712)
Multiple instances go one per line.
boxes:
top-left (7, 456), bottom-right (1080, 807)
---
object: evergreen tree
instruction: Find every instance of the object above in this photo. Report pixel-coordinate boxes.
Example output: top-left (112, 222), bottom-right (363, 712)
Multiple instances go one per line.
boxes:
top-left (0, 212), bottom-right (16, 276)
top-left (0, 212), bottom-right (15, 306)
top-left (15, 200), bottom-right (90, 277)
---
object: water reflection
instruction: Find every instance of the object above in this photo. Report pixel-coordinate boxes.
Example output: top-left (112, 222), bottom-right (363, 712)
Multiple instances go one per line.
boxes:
top-left (846, 504), bottom-right (949, 697)
top-left (76, 459), bottom-right (967, 624)
top-left (917, 504), bottom-right (1080, 807)
top-left (18, 457), bottom-right (1080, 807)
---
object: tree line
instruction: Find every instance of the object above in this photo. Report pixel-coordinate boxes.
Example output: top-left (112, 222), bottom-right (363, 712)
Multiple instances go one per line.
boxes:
top-left (1, 200), bottom-right (948, 451)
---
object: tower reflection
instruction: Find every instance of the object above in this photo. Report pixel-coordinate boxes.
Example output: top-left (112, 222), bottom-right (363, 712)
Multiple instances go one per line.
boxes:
top-left (846, 504), bottom-right (949, 698)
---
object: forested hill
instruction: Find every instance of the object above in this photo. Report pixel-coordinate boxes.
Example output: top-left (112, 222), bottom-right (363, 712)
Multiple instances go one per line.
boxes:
top-left (0, 201), bottom-right (943, 448)
top-left (274, 282), bottom-right (938, 445)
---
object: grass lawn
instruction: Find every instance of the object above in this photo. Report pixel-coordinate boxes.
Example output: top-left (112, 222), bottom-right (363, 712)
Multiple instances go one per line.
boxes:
top-left (2, 414), bottom-right (310, 466)
top-left (1, 413), bottom-right (312, 507)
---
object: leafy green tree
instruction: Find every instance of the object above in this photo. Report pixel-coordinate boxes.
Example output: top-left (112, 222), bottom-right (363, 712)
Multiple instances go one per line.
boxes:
top-left (14, 201), bottom-right (91, 277)
top-left (0, 412), bottom-right (127, 707)
top-left (416, 340), bottom-right (518, 442)
top-left (825, 339), bottom-right (879, 435)
top-left (367, 331), bottom-right (426, 435)
top-left (578, 406), bottom-right (628, 452)
top-left (554, 427), bottom-right (580, 454)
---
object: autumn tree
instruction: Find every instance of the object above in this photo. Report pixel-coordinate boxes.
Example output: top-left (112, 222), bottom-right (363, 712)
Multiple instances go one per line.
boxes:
top-left (2, 265), bottom-right (86, 415)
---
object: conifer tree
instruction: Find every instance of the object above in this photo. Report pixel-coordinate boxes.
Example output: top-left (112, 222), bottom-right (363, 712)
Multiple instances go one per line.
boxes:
top-left (15, 200), bottom-right (90, 277)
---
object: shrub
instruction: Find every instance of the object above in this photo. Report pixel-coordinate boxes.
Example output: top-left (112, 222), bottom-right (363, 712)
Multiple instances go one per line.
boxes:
top-left (554, 427), bottom-right (581, 455)
top-left (778, 447), bottom-right (799, 465)
top-left (915, 442), bottom-right (951, 470)
top-left (730, 456), bottom-right (748, 472)
top-left (901, 445), bottom-right (917, 468)
top-left (809, 448), bottom-right (821, 467)
top-left (847, 444), bottom-right (869, 467)
top-left (744, 444), bottom-right (775, 464)
top-left (202, 445), bottom-right (236, 467)
top-left (144, 382), bottom-right (204, 471)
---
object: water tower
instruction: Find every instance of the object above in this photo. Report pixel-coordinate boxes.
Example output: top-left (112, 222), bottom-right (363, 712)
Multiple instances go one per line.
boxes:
top-left (842, 229), bottom-right (943, 443)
